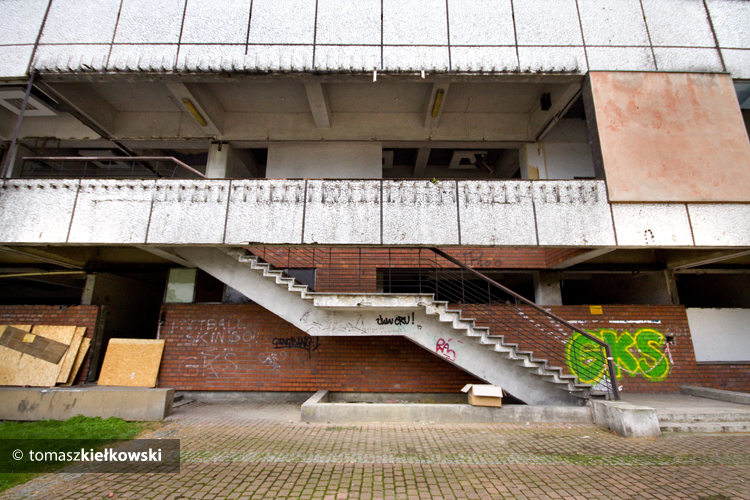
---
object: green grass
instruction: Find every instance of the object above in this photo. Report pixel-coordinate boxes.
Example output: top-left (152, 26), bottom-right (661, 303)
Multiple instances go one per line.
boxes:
top-left (0, 416), bottom-right (154, 493)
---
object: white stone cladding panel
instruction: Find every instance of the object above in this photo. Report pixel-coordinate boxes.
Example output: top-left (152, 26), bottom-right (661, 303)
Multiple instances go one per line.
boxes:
top-left (688, 204), bottom-right (750, 246)
top-left (181, 0), bottom-right (251, 44)
top-left (243, 45), bottom-right (314, 72)
top-left (641, 0), bottom-right (715, 47)
top-left (314, 46), bottom-right (380, 72)
top-left (458, 181), bottom-right (537, 246)
top-left (225, 180), bottom-right (304, 245)
top-left (114, 0), bottom-right (185, 44)
top-left (0, 0), bottom-right (49, 45)
top-left (33, 45), bottom-right (111, 72)
top-left (383, 0), bottom-right (448, 46)
top-left (315, 0), bottom-right (380, 45)
top-left (382, 46), bottom-right (450, 72)
top-left (533, 181), bottom-right (616, 246)
top-left (577, 0), bottom-right (651, 46)
top-left (0, 180), bottom-right (79, 243)
top-left (147, 180), bottom-right (229, 244)
top-left (706, 0), bottom-right (750, 49)
top-left (177, 45), bottom-right (312, 73)
top-left (248, 0), bottom-right (316, 45)
top-left (303, 181), bottom-right (380, 245)
top-left (39, 0), bottom-right (121, 44)
top-left (722, 49), bottom-right (750, 79)
top-left (107, 45), bottom-right (178, 72)
top-left (67, 180), bottom-right (155, 244)
top-left (611, 203), bottom-right (693, 246)
top-left (586, 47), bottom-right (656, 71)
top-left (517, 46), bottom-right (587, 73)
top-left (382, 180), bottom-right (459, 245)
top-left (448, 0), bottom-right (515, 46)
top-left (514, 0), bottom-right (583, 46)
top-left (0, 45), bottom-right (33, 78)
top-left (653, 47), bottom-right (724, 72)
top-left (451, 47), bottom-right (518, 72)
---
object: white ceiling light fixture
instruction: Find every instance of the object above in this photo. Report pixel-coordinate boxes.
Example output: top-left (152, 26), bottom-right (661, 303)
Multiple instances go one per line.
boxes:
top-left (0, 87), bottom-right (57, 117)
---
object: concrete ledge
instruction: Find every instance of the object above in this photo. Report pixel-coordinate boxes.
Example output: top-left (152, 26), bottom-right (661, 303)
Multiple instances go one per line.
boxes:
top-left (179, 391), bottom-right (314, 403)
top-left (0, 387), bottom-right (174, 422)
top-left (680, 386), bottom-right (750, 406)
top-left (590, 400), bottom-right (661, 438)
top-left (301, 391), bottom-right (592, 424)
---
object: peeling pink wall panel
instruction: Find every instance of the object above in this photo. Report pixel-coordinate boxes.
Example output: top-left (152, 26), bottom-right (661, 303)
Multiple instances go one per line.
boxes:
top-left (588, 72), bottom-right (750, 202)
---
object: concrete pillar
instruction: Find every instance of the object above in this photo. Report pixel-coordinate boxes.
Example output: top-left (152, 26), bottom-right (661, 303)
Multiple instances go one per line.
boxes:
top-left (534, 272), bottom-right (563, 305)
top-left (206, 141), bottom-right (229, 178)
top-left (663, 269), bottom-right (680, 305)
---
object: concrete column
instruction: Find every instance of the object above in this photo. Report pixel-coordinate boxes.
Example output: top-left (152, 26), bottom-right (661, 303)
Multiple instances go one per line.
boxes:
top-left (663, 269), bottom-right (680, 305)
top-left (206, 141), bottom-right (229, 178)
top-left (519, 143), bottom-right (545, 180)
top-left (534, 272), bottom-right (563, 305)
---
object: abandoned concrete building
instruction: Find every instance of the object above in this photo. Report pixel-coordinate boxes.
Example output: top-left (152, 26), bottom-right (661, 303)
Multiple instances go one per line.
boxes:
top-left (1, 0), bottom-right (749, 406)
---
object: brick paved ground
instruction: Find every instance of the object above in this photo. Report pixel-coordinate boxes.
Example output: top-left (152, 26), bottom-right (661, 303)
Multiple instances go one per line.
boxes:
top-left (3, 402), bottom-right (750, 500)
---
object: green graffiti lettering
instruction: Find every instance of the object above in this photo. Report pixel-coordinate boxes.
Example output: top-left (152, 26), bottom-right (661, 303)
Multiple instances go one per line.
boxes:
top-left (565, 328), bottom-right (672, 384)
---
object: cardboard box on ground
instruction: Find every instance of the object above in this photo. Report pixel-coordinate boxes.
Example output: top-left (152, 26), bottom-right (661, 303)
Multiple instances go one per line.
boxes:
top-left (462, 384), bottom-right (503, 407)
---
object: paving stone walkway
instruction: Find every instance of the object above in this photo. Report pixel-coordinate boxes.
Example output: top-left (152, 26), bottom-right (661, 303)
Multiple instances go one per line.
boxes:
top-left (3, 401), bottom-right (750, 500)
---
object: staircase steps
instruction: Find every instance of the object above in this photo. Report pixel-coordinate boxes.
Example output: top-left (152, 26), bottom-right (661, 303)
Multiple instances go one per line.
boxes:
top-left (658, 412), bottom-right (750, 433)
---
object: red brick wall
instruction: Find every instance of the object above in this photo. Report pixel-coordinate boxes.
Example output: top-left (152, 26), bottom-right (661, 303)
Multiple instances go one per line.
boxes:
top-left (0, 305), bottom-right (100, 385)
top-left (158, 303), bottom-right (481, 392)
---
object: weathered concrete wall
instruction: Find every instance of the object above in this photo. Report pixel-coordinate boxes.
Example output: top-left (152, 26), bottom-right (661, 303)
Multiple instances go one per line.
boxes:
top-left (590, 400), bottom-right (661, 438)
top-left (267, 143), bottom-right (382, 179)
top-left (586, 72), bottom-right (750, 202)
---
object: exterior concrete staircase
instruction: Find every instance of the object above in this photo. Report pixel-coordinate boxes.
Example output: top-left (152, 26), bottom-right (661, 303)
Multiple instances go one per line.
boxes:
top-left (659, 413), bottom-right (750, 433)
top-left (173, 246), bottom-right (592, 405)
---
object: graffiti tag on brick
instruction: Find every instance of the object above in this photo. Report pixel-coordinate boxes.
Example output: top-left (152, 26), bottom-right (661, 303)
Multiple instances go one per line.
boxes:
top-left (272, 336), bottom-right (320, 358)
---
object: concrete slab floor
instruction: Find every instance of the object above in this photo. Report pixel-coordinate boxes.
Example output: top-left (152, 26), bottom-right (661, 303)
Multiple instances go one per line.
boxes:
top-left (2, 401), bottom-right (750, 500)
top-left (622, 393), bottom-right (750, 415)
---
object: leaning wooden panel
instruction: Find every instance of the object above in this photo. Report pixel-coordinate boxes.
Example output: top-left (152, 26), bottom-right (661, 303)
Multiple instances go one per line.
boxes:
top-left (97, 339), bottom-right (165, 387)
top-left (12, 325), bottom-right (76, 386)
top-left (63, 337), bottom-right (91, 386)
top-left (0, 326), bottom-right (32, 385)
top-left (57, 327), bottom-right (86, 383)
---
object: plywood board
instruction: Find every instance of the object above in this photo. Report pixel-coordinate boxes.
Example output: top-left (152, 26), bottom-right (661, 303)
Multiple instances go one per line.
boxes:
top-left (12, 325), bottom-right (76, 387)
top-left (97, 339), bottom-right (165, 388)
top-left (0, 325), bottom-right (31, 385)
top-left (0, 326), bottom-right (70, 363)
top-left (57, 327), bottom-right (86, 383)
top-left (63, 337), bottom-right (91, 386)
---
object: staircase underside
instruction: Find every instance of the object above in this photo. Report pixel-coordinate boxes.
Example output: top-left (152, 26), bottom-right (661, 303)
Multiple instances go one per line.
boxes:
top-left (174, 246), bottom-right (589, 406)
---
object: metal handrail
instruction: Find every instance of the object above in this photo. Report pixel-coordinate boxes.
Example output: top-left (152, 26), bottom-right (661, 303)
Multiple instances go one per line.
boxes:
top-left (429, 247), bottom-right (619, 400)
top-left (21, 156), bottom-right (207, 179)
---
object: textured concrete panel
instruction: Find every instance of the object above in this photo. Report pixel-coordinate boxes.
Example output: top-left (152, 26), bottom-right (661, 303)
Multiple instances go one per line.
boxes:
top-left (653, 47), bottom-right (724, 72)
top-left (533, 181), bottom-right (616, 246)
top-left (514, 0), bottom-right (583, 46)
top-left (722, 49), bottom-right (750, 79)
top-left (33, 44), bottom-right (111, 72)
top-left (147, 180), bottom-right (230, 244)
top-left (181, 0), bottom-right (251, 44)
top-left (114, 0), bottom-right (185, 44)
top-left (224, 180), bottom-right (305, 244)
top-left (448, 0), bottom-right (514, 46)
top-left (0, 0), bottom-right (49, 45)
top-left (316, 0), bottom-right (380, 45)
top-left (244, 45), bottom-right (314, 71)
top-left (68, 180), bottom-right (155, 244)
top-left (458, 181), bottom-right (537, 246)
top-left (382, 180), bottom-right (459, 245)
top-left (304, 181), bottom-right (381, 245)
top-left (0, 45), bottom-right (33, 78)
top-left (314, 46), bottom-right (380, 72)
top-left (451, 47), bottom-right (518, 72)
top-left (382, 46), bottom-right (450, 72)
top-left (586, 47), bottom-right (656, 71)
top-left (577, 0), bottom-right (651, 46)
top-left (107, 45), bottom-right (178, 71)
top-left (0, 180), bottom-right (79, 243)
top-left (517, 46), bottom-right (587, 73)
top-left (687, 204), bottom-right (750, 246)
top-left (706, 0), bottom-right (750, 49)
top-left (611, 203), bottom-right (693, 246)
top-left (248, 0), bottom-right (315, 44)
top-left (176, 45), bottom-right (246, 72)
top-left (641, 0), bottom-right (715, 47)
top-left (383, 0), bottom-right (448, 46)
top-left (588, 72), bottom-right (750, 202)
top-left (39, 0), bottom-right (121, 44)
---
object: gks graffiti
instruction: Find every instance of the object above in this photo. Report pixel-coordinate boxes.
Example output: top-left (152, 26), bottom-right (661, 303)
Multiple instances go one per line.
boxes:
top-left (565, 328), bottom-right (672, 384)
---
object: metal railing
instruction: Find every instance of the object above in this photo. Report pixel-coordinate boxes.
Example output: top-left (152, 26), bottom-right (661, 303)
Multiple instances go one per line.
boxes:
top-left (20, 156), bottom-right (207, 179)
top-left (245, 246), bottom-right (619, 400)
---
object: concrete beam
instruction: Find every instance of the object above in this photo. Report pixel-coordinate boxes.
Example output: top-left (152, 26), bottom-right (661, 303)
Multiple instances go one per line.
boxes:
top-left (304, 82), bottom-right (331, 128)
top-left (413, 147), bottom-right (430, 178)
top-left (36, 82), bottom-right (117, 138)
top-left (135, 245), bottom-right (195, 268)
top-left (668, 249), bottom-right (750, 270)
top-left (424, 83), bottom-right (450, 128)
top-left (165, 82), bottom-right (223, 137)
top-left (550, 248), bottom-right (615, 269)
top-left (0, 246), bottom-right (84, 269)
top-left (527, 83), bottom-right (580, 141)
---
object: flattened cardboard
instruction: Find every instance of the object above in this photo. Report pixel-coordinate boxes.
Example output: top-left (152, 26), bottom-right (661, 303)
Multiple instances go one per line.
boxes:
top-left (97, 339), bottom-right (165, 388)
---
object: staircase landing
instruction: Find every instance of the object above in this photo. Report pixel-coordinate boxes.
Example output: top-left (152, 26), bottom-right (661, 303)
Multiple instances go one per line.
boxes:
top-left (622, 393), bottom-right (750, 433)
